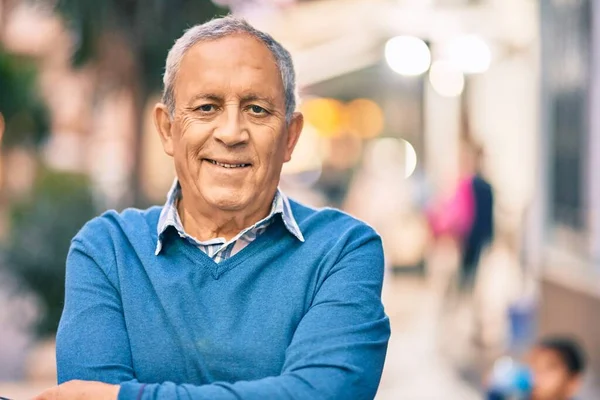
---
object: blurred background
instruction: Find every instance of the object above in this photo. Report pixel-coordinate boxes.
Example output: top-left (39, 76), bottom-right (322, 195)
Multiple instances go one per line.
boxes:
top-left (0, 0), bottom-right (597, 398)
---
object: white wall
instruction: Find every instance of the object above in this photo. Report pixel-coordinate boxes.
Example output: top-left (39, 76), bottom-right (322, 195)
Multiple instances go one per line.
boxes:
top-left (469, 51), bottom-right (539, 233)
top-left (423, 81), bottom-right (461, 196)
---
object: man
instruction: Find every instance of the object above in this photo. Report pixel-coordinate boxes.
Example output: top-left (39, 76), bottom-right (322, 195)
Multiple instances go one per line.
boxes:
top-left (36, 16), bottom-right (390, 400)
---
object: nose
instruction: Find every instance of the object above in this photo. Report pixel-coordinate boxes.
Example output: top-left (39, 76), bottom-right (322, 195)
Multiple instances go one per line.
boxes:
top-left (213, 106), bottom-right (249, 147)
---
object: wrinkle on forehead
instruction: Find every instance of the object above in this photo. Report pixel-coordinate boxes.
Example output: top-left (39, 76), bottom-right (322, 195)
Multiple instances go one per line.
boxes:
top-left (173, 34), bottom-right (285, 111)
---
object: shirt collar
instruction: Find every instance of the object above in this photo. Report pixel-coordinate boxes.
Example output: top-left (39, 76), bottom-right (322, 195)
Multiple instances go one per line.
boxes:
top-left (155, 179), bottom-right (304, 255)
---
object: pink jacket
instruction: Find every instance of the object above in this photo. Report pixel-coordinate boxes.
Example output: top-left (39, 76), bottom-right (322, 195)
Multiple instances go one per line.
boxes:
top-left (427, 176), bottom-right (475, 240)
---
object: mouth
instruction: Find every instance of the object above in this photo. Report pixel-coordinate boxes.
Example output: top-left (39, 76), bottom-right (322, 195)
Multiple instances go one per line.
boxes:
top-left (203, 159), bottom-right (252, 169)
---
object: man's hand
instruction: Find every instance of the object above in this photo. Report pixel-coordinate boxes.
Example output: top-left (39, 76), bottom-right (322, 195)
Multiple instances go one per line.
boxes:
top-left (34, 380), bottom-right (119, 400)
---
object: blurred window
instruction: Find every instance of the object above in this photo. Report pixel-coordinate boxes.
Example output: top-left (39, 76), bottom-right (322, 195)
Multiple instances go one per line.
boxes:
top-left (544, 0), bottom-right (591, 248)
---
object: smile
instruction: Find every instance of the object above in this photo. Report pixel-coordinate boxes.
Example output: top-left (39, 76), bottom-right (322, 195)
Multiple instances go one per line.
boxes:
top-left (205, 159), bottom-right (251, 169)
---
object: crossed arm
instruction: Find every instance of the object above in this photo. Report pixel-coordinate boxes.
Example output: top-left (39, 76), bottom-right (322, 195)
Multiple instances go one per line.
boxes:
top-left (37, 235), bottom-right (390, 400)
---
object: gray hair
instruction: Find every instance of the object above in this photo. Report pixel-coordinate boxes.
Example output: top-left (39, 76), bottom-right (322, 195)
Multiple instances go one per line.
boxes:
top-left (162, 15), bottom-right (297, 122)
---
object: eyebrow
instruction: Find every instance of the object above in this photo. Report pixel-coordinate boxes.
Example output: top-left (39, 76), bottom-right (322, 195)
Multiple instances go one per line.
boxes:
top-left (187, 92), bottom-right (279, 108)
top-left (187, 93), bottom-right (223, 106)
top-left (239, 93), bottom-right (278, 107)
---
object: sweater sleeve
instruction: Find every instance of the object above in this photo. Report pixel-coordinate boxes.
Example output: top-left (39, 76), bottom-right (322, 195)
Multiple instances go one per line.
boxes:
top-left (118, 228), bottom-right (390, 400)
top-left (56, 239), bottom-right (136, 384)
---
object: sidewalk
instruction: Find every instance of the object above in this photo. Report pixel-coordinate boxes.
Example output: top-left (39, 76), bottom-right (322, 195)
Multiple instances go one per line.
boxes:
top-left (376, 274), bottom-right (481, 400)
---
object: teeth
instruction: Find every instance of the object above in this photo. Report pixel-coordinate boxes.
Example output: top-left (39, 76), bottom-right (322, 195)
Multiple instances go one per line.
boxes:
top-left (209, 160), bottom-right (247, 168)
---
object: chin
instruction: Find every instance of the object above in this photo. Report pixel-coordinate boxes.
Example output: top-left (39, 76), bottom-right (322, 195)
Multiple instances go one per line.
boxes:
top-left (204, 188), bottom-right (251, 211)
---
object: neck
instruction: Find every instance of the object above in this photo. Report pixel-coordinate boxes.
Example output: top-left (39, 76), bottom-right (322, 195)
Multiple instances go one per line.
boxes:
top-left (177, 194), bottom-right (274, 242)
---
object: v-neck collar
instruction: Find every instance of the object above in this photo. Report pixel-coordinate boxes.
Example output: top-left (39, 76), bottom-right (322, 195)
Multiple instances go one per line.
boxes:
top-left (168, 217), bottom-right (288, 280)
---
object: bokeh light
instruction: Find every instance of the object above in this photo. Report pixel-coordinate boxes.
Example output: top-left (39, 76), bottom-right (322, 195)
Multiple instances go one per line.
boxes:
top-left (301, 98), bottom-right (345, 138)
top-left (446, 35), bottom-right (491, 74)
top-left (301, 97), bottom-right (385, 140)
top-left (385, 36), bottom-right (431, 76)
top-left (428, 60), bottom-right (465, 97)
top-left (365, 137), bottom-right (418, 179)
top-left (402, 139), bottom-right (418, 179)
top-left (344, 98), bottom-right (385, 139)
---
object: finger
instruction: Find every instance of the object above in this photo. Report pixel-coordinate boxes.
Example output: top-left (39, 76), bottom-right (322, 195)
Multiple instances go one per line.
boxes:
top-left (31, 388), bottom-right (57, 400)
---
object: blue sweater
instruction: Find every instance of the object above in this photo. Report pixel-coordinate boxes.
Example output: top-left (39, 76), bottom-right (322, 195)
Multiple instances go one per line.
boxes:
top-left (56, 201), bottom-right (390, 400)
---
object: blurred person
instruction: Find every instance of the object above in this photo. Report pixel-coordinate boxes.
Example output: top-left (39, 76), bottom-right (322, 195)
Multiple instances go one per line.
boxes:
top-left (427, 141), bottom-right (494, 291)
top-left (486, 336), bottom-right (586, 400)
top-left (459, 143), bottom-right (494, 290)
top-left (35, 16), bottom-right (389, 400)
top-left (528, 337), bottom-right (586, 400)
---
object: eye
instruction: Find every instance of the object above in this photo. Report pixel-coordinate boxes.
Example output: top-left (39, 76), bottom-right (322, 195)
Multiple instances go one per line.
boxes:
top-left (248, 105), bottom-right (268, 115)
top-left (195, 104), bottom-right (216, 113)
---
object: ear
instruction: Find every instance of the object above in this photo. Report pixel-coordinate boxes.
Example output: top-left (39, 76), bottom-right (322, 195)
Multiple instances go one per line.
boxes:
top-left (566, 375), bottom-right (583, 398)
top-left (153, 103), bottom-right (175, 157)
top-left (284, 112), bottom-right (304, 163)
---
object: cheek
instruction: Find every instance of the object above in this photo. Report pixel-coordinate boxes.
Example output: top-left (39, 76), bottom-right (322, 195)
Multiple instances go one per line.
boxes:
top-left (536, 371), bottom-right (566, 392)
top-left (179, 113), bottom-right (199, 132)
top-left (253, 126), bottom-right (286, 164)
top-left (174, 119), bottom-right (210, 159)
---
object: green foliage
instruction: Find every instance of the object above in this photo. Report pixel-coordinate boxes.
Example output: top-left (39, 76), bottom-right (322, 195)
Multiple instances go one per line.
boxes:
top-left (54, 0), bottom-right (229, 92)
top-left (0, 48), bottom-right (50, 148)
top-left (1, 167), bottom-right (97, 337)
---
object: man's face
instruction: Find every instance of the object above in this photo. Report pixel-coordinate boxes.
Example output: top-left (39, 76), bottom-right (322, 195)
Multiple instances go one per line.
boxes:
top-left (156, 34), bottom-right (302, 213)
top-left (529, 348), bottom-right (580, 400)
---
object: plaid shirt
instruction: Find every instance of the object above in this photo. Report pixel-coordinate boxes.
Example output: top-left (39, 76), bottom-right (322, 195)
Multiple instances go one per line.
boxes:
top-left (155, 179), bottom-right (304, 262)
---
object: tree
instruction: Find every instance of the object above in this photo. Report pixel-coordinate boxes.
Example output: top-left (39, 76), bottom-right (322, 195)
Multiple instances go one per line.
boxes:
top-left (53, 0), bottom-right (228, 206)
top-left (0, 47), bottom-right (49, 149)
top-left (2, 167), bottom-right (96, 337)
top-left (0, 47), bottom-right (50, 214)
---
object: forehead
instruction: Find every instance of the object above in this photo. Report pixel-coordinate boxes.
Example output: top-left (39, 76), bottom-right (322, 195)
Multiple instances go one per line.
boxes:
top-left (175, 34), bottom-right (284, 102)
top-left (531, 348), bottom-right (567, 368)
